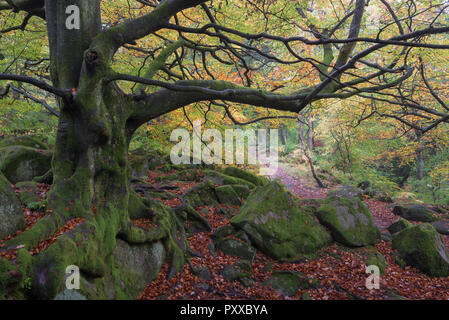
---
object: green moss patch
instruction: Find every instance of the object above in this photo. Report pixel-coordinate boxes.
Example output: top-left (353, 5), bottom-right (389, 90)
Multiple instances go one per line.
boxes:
top-left (392, 223), bottom-right (449, 277)
top-left (231, 181), bottom-right (332, 261)
top-left (316, 196), bottom-right (380, 247)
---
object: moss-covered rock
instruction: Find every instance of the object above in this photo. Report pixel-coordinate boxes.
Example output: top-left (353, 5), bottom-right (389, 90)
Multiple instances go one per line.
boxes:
top-left (215, 238), bottom-right (256, 262)
top-left (215, 185), bottom-right (241, 206)
top-left (202, 169), bottom-right (255, 188)
top-left (392, 223), bottom-right (449, 277)
top-left (183, 180), bottom-right (219, 208)
top-left (430, 220), bottom-right (449, 235)
top-left (211, 225), bottom-right (236, 240)
top-left (221, 264), bottom-right (252, 286)
top-left (174, 203), bottom-right (212, 234)
top-left (316, 196), bottom-right (380, 247)
top-left (15, 181), bottom-right (41, 209)
top-left (54, 239), bottom-right (166, 300)
top-left (359, 246), bottom-right (387, 275)
top-left (262, 270), bottom-right (319, 296)
top-left (393, 204), bottom-right (441, 223)
top-left (223, 166), bottom-right (267, 186)
top-left (231, 181), bottom-right (332, 261)
top-left (0, 258), bottom-right (23, 300)
top-left (0, 135), bottom-right (49, 150)
top-left (387, 218), bottom-right (413, 235)
top-left (229, 184), bottom-right (251, 199)
top-left (129, 154), bottom-right (150, 179)
top-left (327, 185), bottom-right (363, 199)
top-left (358, 181), bottom-right (392, 203)
top-left (0, 172), bottom-right (25, 239)
top-left (364, 188), bottom-right (393, 203)
top-left (111, 239), bottom-right (165, 298)
top-left (161, 169), bottom-right (204, 182)
top-left (0, 146), bottom-right (52, 183)
top-left (129, 148), bottom-right (166, 170)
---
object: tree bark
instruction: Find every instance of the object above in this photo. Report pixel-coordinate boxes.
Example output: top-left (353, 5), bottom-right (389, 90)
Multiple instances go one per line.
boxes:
top-left (1, 2), bottom-right (186, 299)
top-left (298, 116), bottom-right (325, 188)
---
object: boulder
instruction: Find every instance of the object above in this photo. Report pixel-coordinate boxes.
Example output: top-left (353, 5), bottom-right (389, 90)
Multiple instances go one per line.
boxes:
top-left (365, 188), bottom-right (393, 203)
top-left (229, 184), bottom-right (251, 199)
top-left (215, 185), bottom-right (241, 206)
top-left (393, 204), bottom-right (441, 222)
top-left (161, 169), bottom-right (204, 182)
top-left (211, 225), bottom-right (236, 240)
top-left (358, 246), bottom-right (387, 275)
top-left (0, 146), bottom-right (52, 183)
top-left (387, 218), bottom-right (413, 235)
top-left (221, 264), bottom-right (252, 286)
top-left (223, 166), bottom-right (267, 186)
top-left (215, 238), bottom-right (256, 262)
top-left (113, 239), bottom-right (165, 296)
top-left (183, 180), bottom-right (219, 207)
top-left (327, 185), bottom-right (363, 199)
top-left (192, 266), bottom-right (211, 281)
top-left (15, 181), bottom-right (41, 209)
top-left (50, 239), bottom-right (165, 300)
top-left (129, 154), bottom-right (150, 178)
top-left (358, 181), bottom-right (392, 202)
top-left (392, 224), bottom-right (449, 277)
top-left (202, 169), bottom-right (255, 188)
top-left (316, 196), bottom-right (380, 247)
top-left (262, 270), bottom-right (319, 297)
top-left (430, 220), bottom-right (449, 235)
top-left (0, 172), bottom-right (25, 239)
top-left (0, 135), bottom-right (49, 150)
top-left (231, 181), bottom-right (332, 261)
top-left (78, 239), bottom-right (165, 299)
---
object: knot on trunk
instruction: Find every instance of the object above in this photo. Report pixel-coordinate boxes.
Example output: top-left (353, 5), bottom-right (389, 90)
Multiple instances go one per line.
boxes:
top-left (85, 50), bottom-right (100, 70)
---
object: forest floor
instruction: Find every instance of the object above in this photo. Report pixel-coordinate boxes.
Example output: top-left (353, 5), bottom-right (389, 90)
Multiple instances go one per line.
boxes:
top-left (1, 162), bottom-right (449, 300)
top-left (138, 162), bottom-right (449, 300)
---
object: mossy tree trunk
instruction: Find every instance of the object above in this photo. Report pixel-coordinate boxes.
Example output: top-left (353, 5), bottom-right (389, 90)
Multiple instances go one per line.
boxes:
top-left (1, 0), bottom-right (199, 299)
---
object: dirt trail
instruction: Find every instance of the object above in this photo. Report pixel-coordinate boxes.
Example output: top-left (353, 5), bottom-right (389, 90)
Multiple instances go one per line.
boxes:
top-left (269, 163), bottom-right (397, 235)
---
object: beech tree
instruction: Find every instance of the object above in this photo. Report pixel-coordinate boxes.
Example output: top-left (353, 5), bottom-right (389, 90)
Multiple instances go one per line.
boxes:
top-left (1, 0), bottom-right (448, 299)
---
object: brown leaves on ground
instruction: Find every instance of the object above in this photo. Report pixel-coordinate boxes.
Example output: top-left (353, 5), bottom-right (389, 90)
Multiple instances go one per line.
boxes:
top-left (2, 168), bottom-right (449, 300)
top-left (139, 166), bottom-right (449, 300)
top-left (0, 183), bottom-right (84, 261)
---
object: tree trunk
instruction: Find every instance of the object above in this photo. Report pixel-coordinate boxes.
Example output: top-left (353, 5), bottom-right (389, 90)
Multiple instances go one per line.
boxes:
top-left (280, 125), bottom-right (287, 146)
top-left (415, 130), bottom-right (424, 181)
top-left (1, 1), bottom-right (185, 300)
top-left (298, 117), bottom-right (326, 188)
top-left (307, 117), bottom-right (314, 151)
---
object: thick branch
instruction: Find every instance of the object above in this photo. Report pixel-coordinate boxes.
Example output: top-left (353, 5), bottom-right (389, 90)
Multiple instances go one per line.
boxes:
top-left (0, 73), bottom-right (70, 99)
top-left (91, 0), bottom-right (207, 62)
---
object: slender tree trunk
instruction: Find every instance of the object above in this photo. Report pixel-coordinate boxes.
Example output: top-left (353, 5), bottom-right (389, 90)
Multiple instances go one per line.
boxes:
top-left (280, 125), bottom-right (287, 146)
top-left (298, 117), bottom-right (325, 188)
top-left (307, 117), bottom-right (314, 151)
top-left (415, 130), bottom-right (424, 181)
